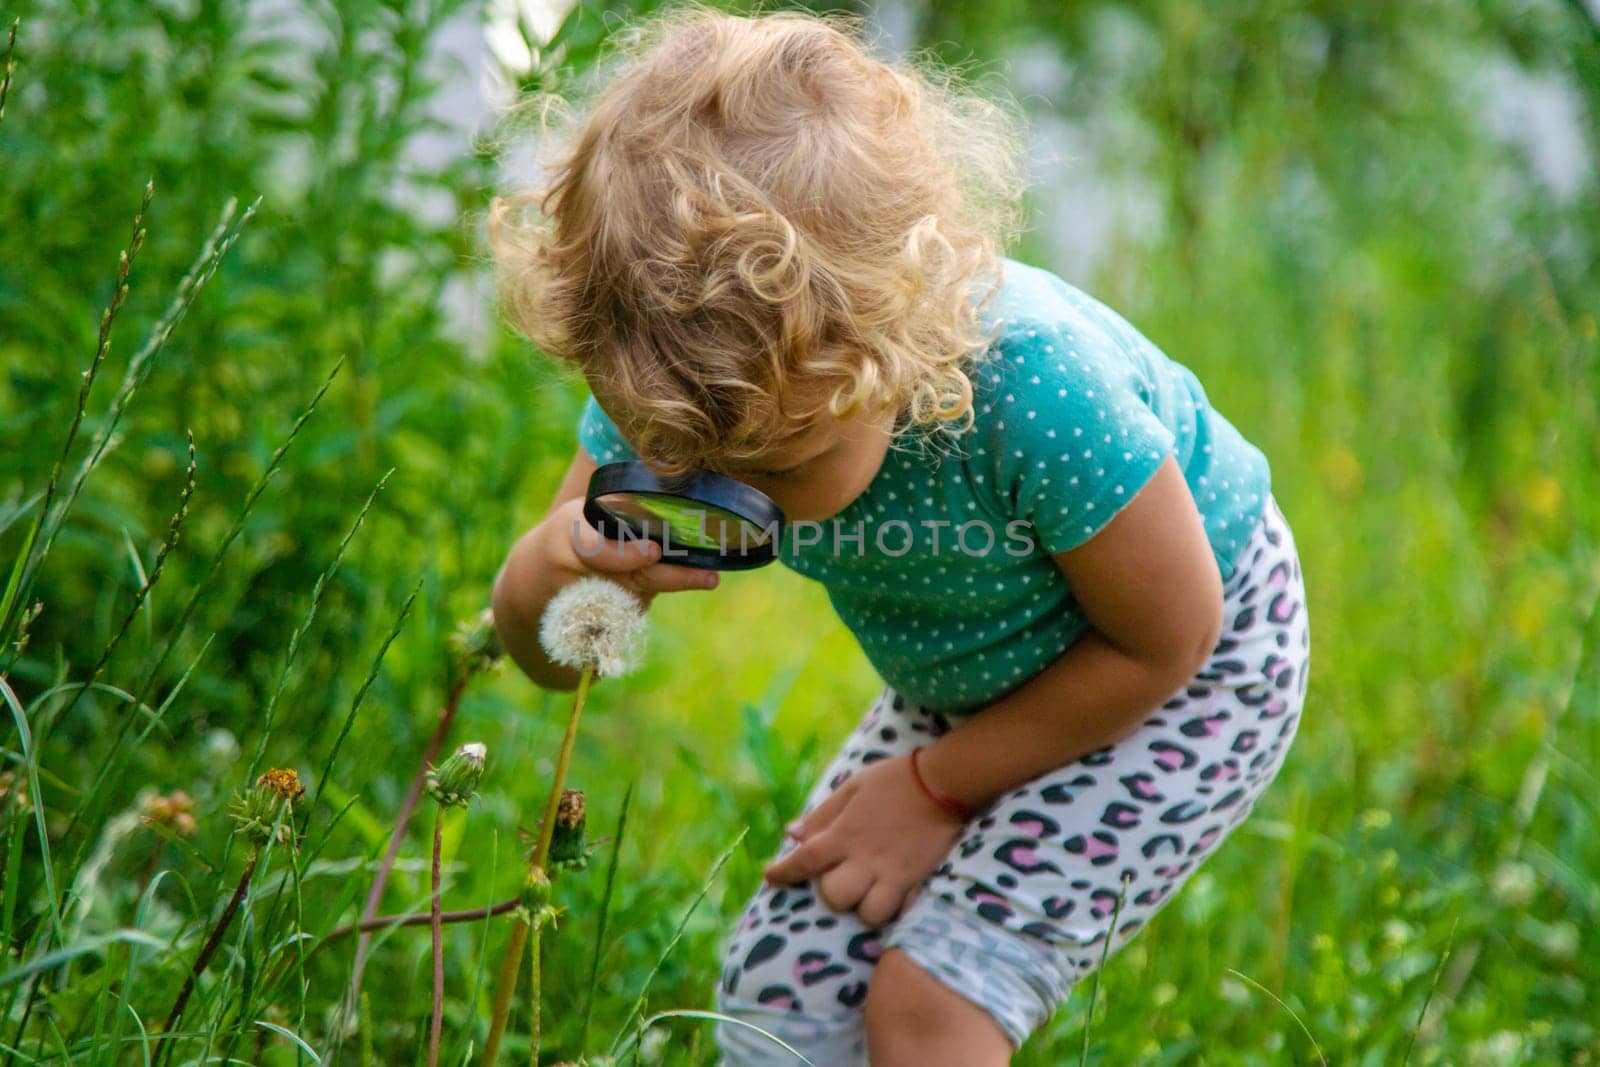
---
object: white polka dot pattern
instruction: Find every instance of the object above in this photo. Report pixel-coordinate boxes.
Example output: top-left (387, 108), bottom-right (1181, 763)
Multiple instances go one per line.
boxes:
top-left (572, 258), bottom-right (1271, 714)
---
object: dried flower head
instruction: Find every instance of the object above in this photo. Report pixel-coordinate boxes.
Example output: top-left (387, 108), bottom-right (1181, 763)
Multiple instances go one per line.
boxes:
top-left (0, 771), bottom-right (30, 817)
top-left (538, 577), bottom-right (646, 678)
top-left (548, 788), bottom-right (587, 873)
top-left (140, 789), bottom-right (197, 837)
top-left (229, 768), bottom-right (306, 846)
top-left (449, 607), bottom-right (505, 677)
top-left (427, 742), bottom-right (488, 808)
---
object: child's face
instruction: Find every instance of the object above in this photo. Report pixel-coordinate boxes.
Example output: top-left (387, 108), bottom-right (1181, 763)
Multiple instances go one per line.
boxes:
top-left (708, 406), bottom-right (898, 524)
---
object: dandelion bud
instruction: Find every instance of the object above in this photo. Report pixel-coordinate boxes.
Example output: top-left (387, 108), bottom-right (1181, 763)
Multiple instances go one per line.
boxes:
top-left (229, 768), bottom-right (306, 846)
top-left (426, 742), bottom-right (487, 808)
top-left (539, 577), bottom-right (647, 678)
top-left (548, 789), bottom-right (587, 872)
top-left (449, 607), bottom-right (505, 677)
top-left (521, 866), bottom-right (552, 913)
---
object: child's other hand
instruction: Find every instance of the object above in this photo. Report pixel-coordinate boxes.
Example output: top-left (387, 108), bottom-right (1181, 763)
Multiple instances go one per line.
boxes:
top-left (762, 754), bottom-right (966, 927)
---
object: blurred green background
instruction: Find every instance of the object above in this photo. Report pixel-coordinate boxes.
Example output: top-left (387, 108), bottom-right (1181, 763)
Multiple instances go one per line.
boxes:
top-left (2, 0), bottom-right (1598, 1062)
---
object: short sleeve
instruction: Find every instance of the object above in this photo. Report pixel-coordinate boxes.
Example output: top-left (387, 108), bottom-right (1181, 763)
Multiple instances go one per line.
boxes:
top-left (979, 317), bottom-right (1177, 555)
top-left (577, 392), bottom-right (638, 464)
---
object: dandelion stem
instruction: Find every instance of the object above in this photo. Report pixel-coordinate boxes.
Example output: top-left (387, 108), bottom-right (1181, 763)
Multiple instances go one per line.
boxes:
top-left (481, 921), bottom-right (527, 1066)
top-left (484, 664), bottom-right (594, 1065)
top-left (533, 666), bottom-right (592, 870)
top-left (528, 923), bottom-right (541, 1067)
top-left (428, 807), bottom-right (445, 1067)
top-left (161, 847), bottom-right (260, 1047)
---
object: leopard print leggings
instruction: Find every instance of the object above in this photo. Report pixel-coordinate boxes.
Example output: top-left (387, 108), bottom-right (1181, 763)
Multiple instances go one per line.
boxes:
top-left (714, 495), bottom-right (1309, 1063)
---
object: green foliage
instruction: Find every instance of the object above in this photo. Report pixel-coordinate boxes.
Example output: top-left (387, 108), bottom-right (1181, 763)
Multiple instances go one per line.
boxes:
top-left (2, 0), bottom-right (1598, 1063)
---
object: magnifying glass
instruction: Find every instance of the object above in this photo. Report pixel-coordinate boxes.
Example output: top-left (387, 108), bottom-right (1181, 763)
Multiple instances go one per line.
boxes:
top-left (583, 461), bottom-right (787, 570)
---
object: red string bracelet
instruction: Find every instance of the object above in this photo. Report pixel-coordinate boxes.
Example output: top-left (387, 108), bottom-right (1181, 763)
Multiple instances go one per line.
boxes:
top-left (909, 746), bottom-right (975, 823)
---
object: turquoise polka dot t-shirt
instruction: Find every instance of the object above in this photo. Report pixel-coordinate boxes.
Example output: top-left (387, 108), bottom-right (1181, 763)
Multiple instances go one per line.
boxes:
top-left (576, 257), bottom-right (1271, 714)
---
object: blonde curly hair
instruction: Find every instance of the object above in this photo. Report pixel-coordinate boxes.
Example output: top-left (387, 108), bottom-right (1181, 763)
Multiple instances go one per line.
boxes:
top-left (488, 2), bottom-right (1031, 476)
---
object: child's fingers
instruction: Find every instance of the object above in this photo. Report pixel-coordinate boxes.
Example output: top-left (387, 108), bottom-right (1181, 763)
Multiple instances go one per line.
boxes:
top-left (632, 562), bottom-right (721, 593)
top-left (856, 879), bottom-right (907, 928)
top-left (764, 830), bottom-right (846, 886)
top-left (568, 526), bottom-right (668, 572)
top-left (814, 861), bottom-right (872, 915)
top-left (787, 783), bottom-right (853, 840)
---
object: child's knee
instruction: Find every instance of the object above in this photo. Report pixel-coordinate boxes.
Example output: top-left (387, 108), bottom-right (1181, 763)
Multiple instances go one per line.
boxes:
top-left (864, 949), bottom-right (1014, 1065)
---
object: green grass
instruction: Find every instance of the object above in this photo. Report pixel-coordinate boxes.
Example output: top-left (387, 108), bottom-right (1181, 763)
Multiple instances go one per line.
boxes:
top-left (3, 0), bottom-right (1599, 1063)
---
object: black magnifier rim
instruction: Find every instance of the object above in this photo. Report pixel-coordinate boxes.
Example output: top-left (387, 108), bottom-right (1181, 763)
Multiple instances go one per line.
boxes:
top-left (583, 461), bottom-right (787, 571)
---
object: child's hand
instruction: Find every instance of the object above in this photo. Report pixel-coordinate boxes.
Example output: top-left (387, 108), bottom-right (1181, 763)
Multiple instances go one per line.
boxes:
top-left (762, 754), bottom-right (967, 927)
top-left (539, 497), bottom-right (720, 604)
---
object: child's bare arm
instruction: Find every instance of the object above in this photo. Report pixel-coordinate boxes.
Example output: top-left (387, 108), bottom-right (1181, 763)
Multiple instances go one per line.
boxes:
top-left (491, 447), bottom-right (720, 690)
top-left (917, 455), bottom-right (1224, 810)
top-left (764, 457), bottom-right (1224, 925)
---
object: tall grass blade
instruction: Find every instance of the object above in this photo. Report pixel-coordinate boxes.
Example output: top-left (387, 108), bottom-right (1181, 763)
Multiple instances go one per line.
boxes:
top-left (1402, 916), bottom-right (1460, 1064)
top-left (310, 576), bottom-right (423, 817)
top-left (68, 358), bottom-right (343, 840)
top-left (1, 676), bottom-right (66, 945)
top-left (578, 781), bottom-right (632, 1055)
top-left (0, 17), bottom-right (17, 124)
top-left (1079, 872), bottom-right (1130, 1066)
top-left (1223, 967), bottom-right (1328, 1067)
top-left (37, 433), bottom-right (196, 746)
top-left (0, 182), bottom-right (152, 647)
top-left (614, 1010), bottom-right (813, 1066)
top-left (0, 930), bottom-right (166, 988)
top-left (245, 469), bottom-right (392, 784)
top-left (609, 827), bottom-right (748, 1058)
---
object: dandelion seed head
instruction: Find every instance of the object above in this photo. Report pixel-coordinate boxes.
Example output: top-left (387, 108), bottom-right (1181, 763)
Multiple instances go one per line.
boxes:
top-left (539, 576), bottom-right (646, 678)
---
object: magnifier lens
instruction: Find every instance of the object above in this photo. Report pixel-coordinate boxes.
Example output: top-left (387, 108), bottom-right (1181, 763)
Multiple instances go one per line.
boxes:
top-left (584, 462), bottom-right (785, 570)
top-left (593, 492), bottom-right (772, 551)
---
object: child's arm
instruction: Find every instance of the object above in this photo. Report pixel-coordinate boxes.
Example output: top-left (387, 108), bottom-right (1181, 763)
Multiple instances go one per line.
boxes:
top-left (912, 455), bottom-right (1223, 809)
top-left (766, 458), bottom-right (1223, 924)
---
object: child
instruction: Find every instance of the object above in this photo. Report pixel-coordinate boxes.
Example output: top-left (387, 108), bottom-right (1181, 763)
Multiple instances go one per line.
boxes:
top-left (487, 6), bottom-right (1309, 1064)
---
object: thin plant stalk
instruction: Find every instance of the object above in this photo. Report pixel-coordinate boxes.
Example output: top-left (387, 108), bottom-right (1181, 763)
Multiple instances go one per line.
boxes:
top-left (330, 898), bottom-right (522, 945)
top-left (1078, 873), bottom-right (1130, 1067)
top-left (533, 665), bottom-right (592, 868)
top-left (528, 923), bottom-right (541, 1067)
top-left (0, 181), bottom-right (151, 651)
top-left (482, 664), bottom-right (593, 1066)
top-left (161, 847), bottom-right (260, 1041)
top-left (0, 18), bottom-right (18, 124)
top-left (577, 783), bottom-right (632, 1054)
top-left (481, 921), bottom-right (528, 1067)
top-left (428, 807), bottom-right (445, 1067)
top-left (348, 671), bottom-right (469, 1011)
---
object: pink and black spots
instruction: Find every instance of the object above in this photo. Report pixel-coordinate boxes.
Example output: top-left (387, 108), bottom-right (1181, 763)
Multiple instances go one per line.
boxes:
top-left (845, 930), bottom-right (883, 965)
top-left (1150, 740), bottom-right (1199, 772)
top-left (1180, 710), bottom-right (1232, 739)
top-left (1039, 773), bottom-right (1097, 804)
top-left (1100, 801), bottom-right (1143, 829)
top-left (795, 949), bottom-right (850, 987)
top-left (714, 497), bottom-right (1310, 1063)
top-left (995, 838), bottom-right (1063, 875)
top-left (1063, 830), bottom-right (1120, 865)
top-left (962, 880), bottom-right (1017, 925)
top-left (1008, 810), bottom-right (1062, 837)
top-left (1120, 772), bottom-right (1166, 803)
